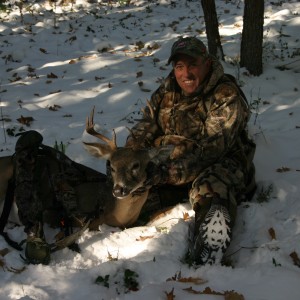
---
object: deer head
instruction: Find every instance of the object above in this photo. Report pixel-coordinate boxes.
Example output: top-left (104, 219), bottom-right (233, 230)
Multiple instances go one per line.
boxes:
top-left (83, 107), bottom-right (170, 200)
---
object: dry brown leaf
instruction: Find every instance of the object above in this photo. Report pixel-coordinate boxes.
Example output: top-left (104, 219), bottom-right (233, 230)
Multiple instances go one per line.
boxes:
top-left (69, 59), bottom-right (77, 64)
top-left (136, 235), bottom-right (154, 241)
top-left (49, 90), bottom-right (61, 95)
top-left (224, 290), bottom-right (245, 300)
top-left (140, 88), bottom-right (151, 92)
top-left (182, 286), bottom-right (202, 294)
top-left (39, 48), bottom-right (47, 53)
top-left (177, 277), bottom-right (207, 285)
top-left (268, 227), bottom-right (276, 240)
top-left (0, 248), bottom-right (10, 257)
top-left (47, 72), bottom-right (58, 79)
top-left (0, 258), bottom-right (5, 269)
top-left (48, 104), bottom-right (61, 111)
top-left (183, 286), bottom-right (223, 295)
top-left (17, 115), bottom-right (34, 126)
top-left (165, 287), bottom-right (175, 300)
top-left (182, 212), bottom-right (190, 221)
top-left (276, 166), bottom-right (291, 173)
top-left (290, 251), bottom-right (300, 267)
top-left (166, 271), bottom-right (181, 281)
top-left (202, 287), bottom-right (223, 295)
top-left (9, 76), bottom-right (22, 82)
top-left (136, 71), bottom-right (143, 78)
top-left (149, 207), bottom-right (175, 223)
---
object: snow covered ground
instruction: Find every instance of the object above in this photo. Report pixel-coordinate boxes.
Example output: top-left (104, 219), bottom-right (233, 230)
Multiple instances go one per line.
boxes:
top-left (0, 0), bottom-right (300, 299)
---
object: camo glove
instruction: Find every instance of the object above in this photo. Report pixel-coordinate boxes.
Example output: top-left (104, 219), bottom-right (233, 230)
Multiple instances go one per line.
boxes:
top-left (145, 161), bottom-right (168, 187)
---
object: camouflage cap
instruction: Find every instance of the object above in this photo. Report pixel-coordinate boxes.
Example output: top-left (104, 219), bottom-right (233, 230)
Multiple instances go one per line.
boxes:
top-left (167, 37), bottom-right (208, 64)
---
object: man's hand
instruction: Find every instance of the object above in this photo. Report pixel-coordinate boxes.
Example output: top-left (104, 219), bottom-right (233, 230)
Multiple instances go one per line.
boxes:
top-left (144, 161), bottom-right (168, 187)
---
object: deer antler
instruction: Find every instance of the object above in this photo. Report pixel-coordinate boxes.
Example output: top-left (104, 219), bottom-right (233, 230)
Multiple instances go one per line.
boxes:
top-left (141, 99), bottom-right (155, 120)
top-left (86, 106), bottom-right (117, 151)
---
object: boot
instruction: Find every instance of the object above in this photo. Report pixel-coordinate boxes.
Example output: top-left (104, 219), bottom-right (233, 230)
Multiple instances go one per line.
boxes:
top-left (193, 198), bottom-right (232, 265)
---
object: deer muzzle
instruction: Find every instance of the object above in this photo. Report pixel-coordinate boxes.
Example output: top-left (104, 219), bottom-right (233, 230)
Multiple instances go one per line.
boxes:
top-left (112, 184), bottom-right (131, 199)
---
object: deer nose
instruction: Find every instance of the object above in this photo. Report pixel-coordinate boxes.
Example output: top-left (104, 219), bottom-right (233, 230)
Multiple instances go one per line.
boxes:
top-left (113, 184), bottom-right (130, 199)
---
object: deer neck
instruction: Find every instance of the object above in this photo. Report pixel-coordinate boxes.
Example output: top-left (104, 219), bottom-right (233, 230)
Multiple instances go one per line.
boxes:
top-left (89, 190), bottom-right (149, 230)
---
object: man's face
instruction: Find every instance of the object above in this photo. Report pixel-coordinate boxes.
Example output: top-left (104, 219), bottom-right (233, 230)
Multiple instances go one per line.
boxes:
top-left (173, 54), bottom-right (210, 96)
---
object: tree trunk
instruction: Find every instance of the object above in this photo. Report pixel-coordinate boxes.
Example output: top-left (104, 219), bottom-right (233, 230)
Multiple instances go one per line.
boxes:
top-left (201, 0), bottom-right (224, 60)
top-left (240, 0), bottom-right (264, 76)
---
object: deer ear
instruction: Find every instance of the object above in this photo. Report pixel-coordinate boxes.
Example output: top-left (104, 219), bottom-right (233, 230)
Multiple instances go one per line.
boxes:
top-left (83, 142), bottom-right (112, 160)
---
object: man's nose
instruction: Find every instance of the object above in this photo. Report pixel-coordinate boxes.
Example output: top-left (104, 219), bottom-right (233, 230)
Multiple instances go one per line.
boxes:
top-left (182, 65), bottom-right (192, 76)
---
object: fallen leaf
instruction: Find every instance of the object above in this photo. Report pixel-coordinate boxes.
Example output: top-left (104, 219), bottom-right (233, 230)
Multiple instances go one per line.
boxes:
top-left (136, 71), bottom-right (143, 78)
top-left (182, 212), bottom-right (190, 221)
top-left (9, 76), bottom-right (22, 82)
top-left (166, 271), bottom-right (181, 282)
top-left (0, 258), bottom-right (5, 269)
top-left (165, 287), bottom-right (175, 300)
top-left (47, 72), bottom-right (58, 79)
top-left (276, 167), bottom-right (291, 173)
top-left (177, 277), bottom-right (207, 285)
top-left (290, 251), bottom-right (300, 267)
top-left (140, 88), bottom-right (151, 92)
top-left (95, 76), bottom-right (105, 80)
top-left (182, 286), bottom-right (202, 294)
top-left (39, 48), bottom-right (47, 53)
top-left (0, 248), bottom-right (10, 257)
top-left (268, 227), bottom-right (276, 240)
top-left (17, 115), bottom-right (34, 126)
top-left (136, 235), bottom-right (154, 241)
top-left (49, 90), bottom-right (61, 95)
top-left (183, 286), bottom-right (223, 295)
top-left (202, 287), bottom-right (223, 295)
top-left (69, 59), bottom-right (77, 64)
top-left (224, 290), bottom-right (245, 300)
top-left (48, 104), bottom-right (62, 111)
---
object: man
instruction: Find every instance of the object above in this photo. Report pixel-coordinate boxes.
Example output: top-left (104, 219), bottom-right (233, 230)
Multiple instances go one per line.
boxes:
top-left (125, 36), bottom-right (256, 265)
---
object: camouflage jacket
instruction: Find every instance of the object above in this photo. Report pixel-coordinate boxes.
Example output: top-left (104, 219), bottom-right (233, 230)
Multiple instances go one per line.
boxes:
top-left (126, 57), bottom-right (255, 185)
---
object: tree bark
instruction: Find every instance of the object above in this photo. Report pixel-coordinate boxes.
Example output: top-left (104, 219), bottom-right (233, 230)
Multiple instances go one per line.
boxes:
top-left (240, 0), bottom-right (264, 76)
top-left (201, 0), bottom-right (224, 60)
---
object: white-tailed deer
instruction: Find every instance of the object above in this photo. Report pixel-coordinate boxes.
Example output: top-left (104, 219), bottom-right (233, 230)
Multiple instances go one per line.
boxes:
top-left (84, 106), bottom-right (172, 229)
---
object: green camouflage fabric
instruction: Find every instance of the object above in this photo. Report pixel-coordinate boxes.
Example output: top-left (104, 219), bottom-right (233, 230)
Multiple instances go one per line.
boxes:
top-left (13, 131), bottom-right (108, 236)
top-left (126, 56), bottom-right (256, 221)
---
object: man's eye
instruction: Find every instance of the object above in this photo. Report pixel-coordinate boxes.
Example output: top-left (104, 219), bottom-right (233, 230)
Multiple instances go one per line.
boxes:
top-left (189, 63), bottom-right (199, 68)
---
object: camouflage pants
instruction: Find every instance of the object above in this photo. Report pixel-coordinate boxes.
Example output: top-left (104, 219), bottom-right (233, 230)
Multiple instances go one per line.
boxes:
top-left (142, 158), bottom-right (256, 226)
top-left (189, 158), bottom-right (249, 226)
